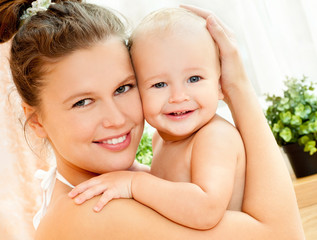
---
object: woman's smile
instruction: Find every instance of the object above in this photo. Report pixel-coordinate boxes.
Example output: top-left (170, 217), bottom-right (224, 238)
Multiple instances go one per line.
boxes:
top-left (93, 132), bottom-right (131, 151)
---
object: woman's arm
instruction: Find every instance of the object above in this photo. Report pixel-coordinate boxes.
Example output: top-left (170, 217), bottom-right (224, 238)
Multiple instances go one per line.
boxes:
top-left (129, 6), bottom-right (304, 239)
top-left (180, 5), bottom-right (305, 238)
top-left (36, 194), bottom-right (211, 240)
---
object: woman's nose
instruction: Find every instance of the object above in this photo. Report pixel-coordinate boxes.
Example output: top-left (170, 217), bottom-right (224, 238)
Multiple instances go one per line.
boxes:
top-left (168, 86), bottom-right (190, 104)
top-left (102, 102), bottom-right (126, 128)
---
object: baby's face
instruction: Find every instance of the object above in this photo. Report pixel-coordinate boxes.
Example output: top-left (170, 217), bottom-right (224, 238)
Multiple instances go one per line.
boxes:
top-left (131, 25), bottom-right (223, 141)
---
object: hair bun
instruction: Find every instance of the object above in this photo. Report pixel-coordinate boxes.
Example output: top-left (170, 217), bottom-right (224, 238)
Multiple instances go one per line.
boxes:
top-left (0, 0), bottom-right (33, 43)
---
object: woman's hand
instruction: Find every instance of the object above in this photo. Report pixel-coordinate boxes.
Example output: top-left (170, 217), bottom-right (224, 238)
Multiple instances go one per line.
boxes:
top-left (68, 171), bottom-right (135, 212)
top-left (180, 5), bottom-right (252, 102)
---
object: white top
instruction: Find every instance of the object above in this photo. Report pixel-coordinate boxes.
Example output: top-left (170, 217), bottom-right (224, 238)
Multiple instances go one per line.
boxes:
top-left (33, 166), bottom-right (74, 230)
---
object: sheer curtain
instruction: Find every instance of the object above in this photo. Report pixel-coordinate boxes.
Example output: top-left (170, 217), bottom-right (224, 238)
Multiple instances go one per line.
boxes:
top-left (95, 0), bottom-right (317, 96)
top-left (93, 0), bottom-right (317, 122)
top-left (1, 0), bottom-right (316, 239)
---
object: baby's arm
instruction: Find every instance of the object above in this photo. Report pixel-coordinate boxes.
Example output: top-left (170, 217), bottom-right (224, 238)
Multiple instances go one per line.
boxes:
top-left (69, 119), bottom-right (243, 230)
top-left (131, 121), bottom-right (243, 229)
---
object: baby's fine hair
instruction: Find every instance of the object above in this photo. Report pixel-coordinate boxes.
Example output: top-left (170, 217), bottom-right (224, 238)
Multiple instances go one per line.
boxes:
top-left (0, 0), bottom-right (128, 109)
top-left (129, 7), bottom-right (205, 49)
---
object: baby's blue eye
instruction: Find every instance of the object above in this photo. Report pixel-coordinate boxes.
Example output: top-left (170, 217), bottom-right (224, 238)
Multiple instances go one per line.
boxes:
top-left (115, 84), bottom-right (132, 95)
top-left (73, 98), bottom-right (93, 108)
top-left (153, 82), bottom-right (167, 88)
top-left (188, 76), bottom-right (201, 83)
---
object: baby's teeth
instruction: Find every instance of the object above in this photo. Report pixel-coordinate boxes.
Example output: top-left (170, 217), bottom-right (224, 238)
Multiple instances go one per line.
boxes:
top-left (174, 111), bottom-right (186, 115)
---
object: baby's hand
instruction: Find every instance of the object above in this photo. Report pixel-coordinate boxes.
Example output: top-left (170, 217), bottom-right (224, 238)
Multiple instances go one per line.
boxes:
top-left (68, 171), bottom-right (135, 212)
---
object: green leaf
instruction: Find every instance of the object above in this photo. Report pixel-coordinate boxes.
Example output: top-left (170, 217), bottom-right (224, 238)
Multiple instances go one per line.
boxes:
top-left (280, 111), bottom-right (292, 124)
top-left (308, 120), bottom-right (317, 132)
top-left (299, 123), bottom-right (310, 135)
top-left (295, 104), bottom-right (306, 118)
top-left (290, 115), bottom-right (302, 126)
top-left (279, 127), bottom-right (292, 142)
top-left (304, 140), bottom-right (317, 155)
top-left (310, 148), bottom-right (317, 155)
top-left (304, 105), bottom-right (312, 116)
top-left (299, 135), bottom-right (310, 145)
top-left (136, 129), bottom-right (153, 166)
top-left (272, 120), bottom-right (283, 133)
top-left (280, 97), bottom-right (289, 104)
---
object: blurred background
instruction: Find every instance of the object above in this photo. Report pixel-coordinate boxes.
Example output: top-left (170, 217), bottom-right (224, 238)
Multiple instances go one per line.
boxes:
top-left (0, 0), bottom-right (316, 239)
top-left (93, 0), bottom-right (317, 96)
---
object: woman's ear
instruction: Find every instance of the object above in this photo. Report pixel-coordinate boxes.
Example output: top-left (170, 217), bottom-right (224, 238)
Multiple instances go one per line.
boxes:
top-left (22, 102), bottom-right (47, 138)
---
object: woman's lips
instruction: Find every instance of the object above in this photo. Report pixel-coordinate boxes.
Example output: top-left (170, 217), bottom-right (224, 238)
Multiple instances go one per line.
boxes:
top-left (93, 132), bottom-right (131, 151)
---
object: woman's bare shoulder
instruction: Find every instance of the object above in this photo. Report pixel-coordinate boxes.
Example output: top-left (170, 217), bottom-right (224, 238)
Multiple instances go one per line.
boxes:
top-left (35, 194), bottom-right (139, 239)
top-left (35, 194), bottom-right (198, 240)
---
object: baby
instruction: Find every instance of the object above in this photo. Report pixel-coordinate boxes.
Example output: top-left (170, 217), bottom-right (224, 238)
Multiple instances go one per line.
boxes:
top-left (69, 8), bottom-right (246, 230)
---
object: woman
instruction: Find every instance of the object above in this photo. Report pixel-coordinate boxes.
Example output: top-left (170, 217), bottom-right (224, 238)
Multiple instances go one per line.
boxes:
top-left (0, 0), bottom-right (304, 239)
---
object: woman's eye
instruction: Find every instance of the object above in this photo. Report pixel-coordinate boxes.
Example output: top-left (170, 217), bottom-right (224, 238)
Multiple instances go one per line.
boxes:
top-left (188, 76), bottom-right (201, 83)
top-left (72, 98), bottom-right (93, 108)
top-left (153, 82), bottom-right (167, 88)
top-left (115, 84), bottom-right (133, 95)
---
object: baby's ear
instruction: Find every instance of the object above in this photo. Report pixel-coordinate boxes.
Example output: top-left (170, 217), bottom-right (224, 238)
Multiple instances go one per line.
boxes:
top-left (218, 83), bottom-right (224, 100)
top-left (22, 102), bottom-right (47, 138)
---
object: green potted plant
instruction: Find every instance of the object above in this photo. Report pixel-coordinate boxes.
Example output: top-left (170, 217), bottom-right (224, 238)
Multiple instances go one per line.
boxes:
top-left (136, 127), bottom-right (153, 166)
top-left (265, 76), bottom-right (317, 178)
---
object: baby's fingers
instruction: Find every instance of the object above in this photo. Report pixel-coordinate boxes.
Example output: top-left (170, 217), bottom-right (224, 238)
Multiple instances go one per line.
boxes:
top-left (93, 190), bottom-right (116, 212)
top-left (68, 178), bottom-right (101, 198)
top-left (73, 185), bottom-right (107, 205)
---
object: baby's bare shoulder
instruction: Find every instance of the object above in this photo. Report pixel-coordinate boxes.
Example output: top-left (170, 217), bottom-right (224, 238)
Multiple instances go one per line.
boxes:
top-left (192, 115), bottom-right (244, 156)
top-left (198, 114), bottom-right (240, 140)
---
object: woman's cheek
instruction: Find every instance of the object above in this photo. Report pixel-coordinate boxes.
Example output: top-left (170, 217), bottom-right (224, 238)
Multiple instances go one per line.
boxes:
top-left (129, 90), bottom-right (145, 122)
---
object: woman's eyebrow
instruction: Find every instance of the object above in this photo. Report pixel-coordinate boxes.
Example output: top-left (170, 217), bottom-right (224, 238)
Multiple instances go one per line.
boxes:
top-left (121, 74), bottom-right (136, 84)
top-left (63, 75), bottom-right (136, 104)
top-left (63, 91), bottom-right (94, 104)
top-left (115, 74), bottom-right (136, 87)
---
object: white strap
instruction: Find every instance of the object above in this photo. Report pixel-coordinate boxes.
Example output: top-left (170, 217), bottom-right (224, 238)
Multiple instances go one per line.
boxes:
top-left (33, 167), bottom-right (74, 229)
top-left (56, 171), bottom-right (75, 189)
top-left (33, 167), bottom-right (57, 229)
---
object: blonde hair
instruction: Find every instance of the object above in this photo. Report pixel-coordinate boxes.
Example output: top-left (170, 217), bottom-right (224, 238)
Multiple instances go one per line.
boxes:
top-left (129, 7), bottom-right (206, 49)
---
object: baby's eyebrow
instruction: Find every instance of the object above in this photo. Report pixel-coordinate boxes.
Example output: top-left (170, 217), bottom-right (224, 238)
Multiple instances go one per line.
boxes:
top-left (182, 67), bottom-right (205, 73)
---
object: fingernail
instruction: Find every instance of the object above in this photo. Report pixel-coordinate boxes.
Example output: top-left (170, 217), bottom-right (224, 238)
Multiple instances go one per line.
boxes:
top-left (207, 15), bottom-right (216, 26)
top-left (93, 206), bottom-right (100, 212)
top-left (74, 198), bottom-right (82, 204)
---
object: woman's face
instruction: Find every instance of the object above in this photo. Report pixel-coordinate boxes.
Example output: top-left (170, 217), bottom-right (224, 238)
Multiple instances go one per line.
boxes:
top-left (37, 37), bottom-right (144, 175)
